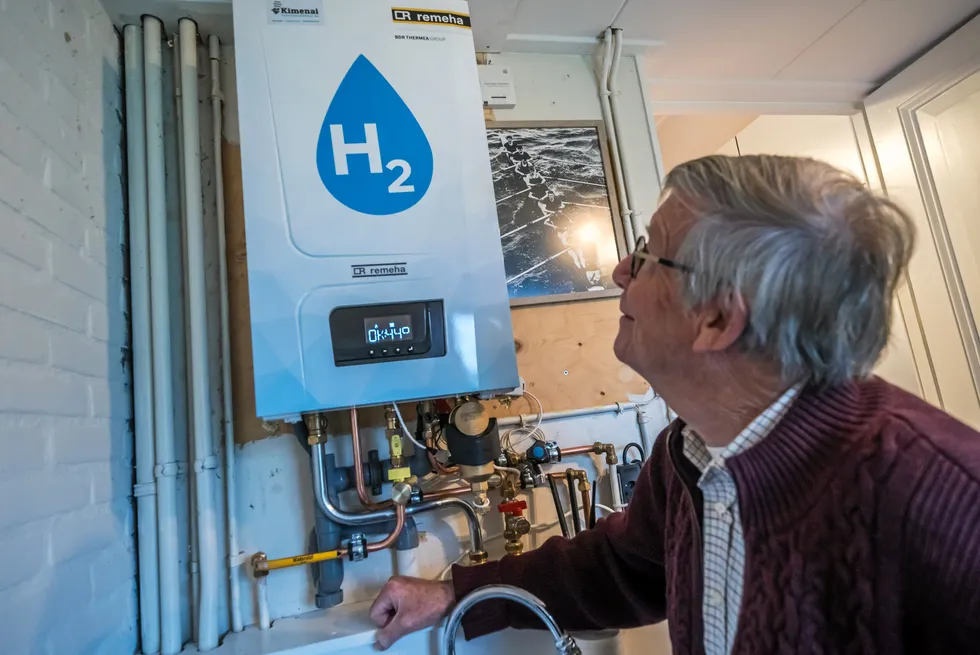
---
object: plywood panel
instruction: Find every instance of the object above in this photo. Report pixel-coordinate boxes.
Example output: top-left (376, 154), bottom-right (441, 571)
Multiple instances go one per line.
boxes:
top-left (222, 142), bottom-right (270, 444)
top-left (487, 299), bottom-right (651, 419)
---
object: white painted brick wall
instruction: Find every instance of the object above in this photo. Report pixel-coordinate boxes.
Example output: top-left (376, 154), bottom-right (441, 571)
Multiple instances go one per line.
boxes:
top-left (0, 0), bottom-right (137, 653)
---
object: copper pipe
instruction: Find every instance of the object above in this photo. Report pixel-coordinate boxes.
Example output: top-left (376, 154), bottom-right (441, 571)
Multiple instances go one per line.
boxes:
top-left (580, 488), bottom-right (592, 528)
top-left (351, 407), bottom-right (391, 510)
top-left (562, 445), bottom-right (595, 456)
top-left (426, 486), bottom-right (472, 499)
top-left (367, 504), bottom-right (406, 553)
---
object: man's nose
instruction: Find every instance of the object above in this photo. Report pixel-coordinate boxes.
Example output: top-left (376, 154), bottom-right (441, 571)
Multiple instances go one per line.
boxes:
top-left (612, 254), bottom-right (631, 290)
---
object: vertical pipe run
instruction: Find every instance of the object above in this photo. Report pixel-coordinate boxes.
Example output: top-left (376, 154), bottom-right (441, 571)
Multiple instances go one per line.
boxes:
top-left (598, 27), bottom-right (636, 251)
top-left (170, 31), bottom-right (200, 643)
top-left (608, 28), bottom-right (643, 243)
top-left (179, 18), bottom-right (220, 651)
top-left (124, 24), bottom-right (161, 655)
top-left (633, 54), bottom-right (666, 188)
top-left (566, 472), bottom-right (583, 536)
top-left (142, 15), bottom-right (182, 654)
top-left (209, 33), bottom-right (244, 635)
top-left (547, 476), bottom-right (570, 539)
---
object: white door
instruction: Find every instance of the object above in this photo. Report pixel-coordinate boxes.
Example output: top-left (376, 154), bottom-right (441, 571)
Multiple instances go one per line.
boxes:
top-left (864, 15), bottom-right (980, 429)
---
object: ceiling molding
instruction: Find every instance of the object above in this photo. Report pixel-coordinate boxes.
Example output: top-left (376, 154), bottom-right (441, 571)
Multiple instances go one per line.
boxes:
top-left (503, 33), bottom-right (665, 55)
top-left (650, 100), bottom-right (862, 116)
top-left (646, 77), bottom-right (875, 110)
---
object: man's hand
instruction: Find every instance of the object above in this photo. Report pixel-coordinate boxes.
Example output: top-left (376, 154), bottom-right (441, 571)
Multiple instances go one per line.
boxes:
top-left (369, 576), bottom-right (455, 650)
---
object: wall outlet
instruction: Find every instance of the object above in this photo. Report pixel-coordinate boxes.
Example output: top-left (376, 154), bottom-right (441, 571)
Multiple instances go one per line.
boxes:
top-left (617, 462), bottom-right (642, 504)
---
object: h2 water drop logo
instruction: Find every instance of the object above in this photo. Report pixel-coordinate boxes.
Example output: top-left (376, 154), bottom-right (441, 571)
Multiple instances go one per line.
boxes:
top-left (316, 55), bottom-right (433, 216)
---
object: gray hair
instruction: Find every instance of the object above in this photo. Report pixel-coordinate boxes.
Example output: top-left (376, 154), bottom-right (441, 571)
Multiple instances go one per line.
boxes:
top-left (664, 154), bottom-right (915, 387)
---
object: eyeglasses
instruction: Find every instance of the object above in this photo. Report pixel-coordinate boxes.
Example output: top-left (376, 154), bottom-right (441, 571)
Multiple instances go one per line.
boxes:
top-left (630, 236), bottom-right (693, 278)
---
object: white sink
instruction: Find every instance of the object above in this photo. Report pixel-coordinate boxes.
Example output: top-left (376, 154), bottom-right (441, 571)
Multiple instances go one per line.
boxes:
top-left (207, 600), bottom-right (670, 655)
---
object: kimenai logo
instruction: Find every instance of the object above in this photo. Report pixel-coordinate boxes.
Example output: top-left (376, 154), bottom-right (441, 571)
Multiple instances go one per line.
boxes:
top-left (391, 8), bottom-right (471, 29)
top-left (271, 0), bottom-right (319, 16)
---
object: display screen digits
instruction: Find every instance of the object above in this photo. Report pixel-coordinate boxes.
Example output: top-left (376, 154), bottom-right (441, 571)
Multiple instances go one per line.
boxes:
top-left (364, 315), bottom-right (413, 345)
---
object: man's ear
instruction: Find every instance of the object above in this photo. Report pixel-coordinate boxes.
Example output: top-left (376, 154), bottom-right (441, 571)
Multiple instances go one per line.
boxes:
top-left (691, 292), bottom-right (749, 353)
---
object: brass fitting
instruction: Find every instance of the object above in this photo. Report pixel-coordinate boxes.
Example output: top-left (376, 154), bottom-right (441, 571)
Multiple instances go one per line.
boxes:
top-left (593, 442), bottom-right (618, 465)
top-left (252, 552), bottom-right (269, 578)
top-left (503, 515), bottom-right (531, 555)
top-left (468, 550), bottom-right (489, 565)
top-left (304, 413), bottom-right (328, 445)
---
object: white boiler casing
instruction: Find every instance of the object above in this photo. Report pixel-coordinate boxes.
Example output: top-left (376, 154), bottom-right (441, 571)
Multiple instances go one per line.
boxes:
top-left (232, 0), bottom-right (518, 418)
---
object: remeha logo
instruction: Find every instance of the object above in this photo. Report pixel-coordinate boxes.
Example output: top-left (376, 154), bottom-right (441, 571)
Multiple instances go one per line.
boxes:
top-left (391, 8), bottom-right (471, 29)
top-left (272, 0), bottom-right (319, 16)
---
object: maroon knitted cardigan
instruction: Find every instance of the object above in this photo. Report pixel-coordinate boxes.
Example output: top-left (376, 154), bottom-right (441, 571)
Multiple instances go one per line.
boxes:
top-left (452, 378), bottom-right (980, 653)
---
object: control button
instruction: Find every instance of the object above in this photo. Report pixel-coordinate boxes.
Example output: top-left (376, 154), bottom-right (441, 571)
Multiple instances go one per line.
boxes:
top-left (368, 350), bottom-right (376, 357)
top-left (407, 345), bottom-right (415, 353)
top-left (394, 347), bottom-right (401, 354)
top-left (381, 348), bottom-right (389, 356)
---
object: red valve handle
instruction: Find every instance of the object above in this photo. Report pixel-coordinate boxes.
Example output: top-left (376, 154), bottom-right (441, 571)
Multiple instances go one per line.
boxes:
top-left (497, 499), bottom-right (528, 517)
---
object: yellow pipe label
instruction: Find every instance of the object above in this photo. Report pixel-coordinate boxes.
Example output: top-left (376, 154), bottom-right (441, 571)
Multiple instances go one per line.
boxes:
top-left (266, 550), bottom-right (342, 571)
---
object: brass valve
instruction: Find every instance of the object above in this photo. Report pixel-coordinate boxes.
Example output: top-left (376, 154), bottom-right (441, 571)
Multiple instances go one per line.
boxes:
top-left (503, 515), bottom-right (531, 555)
top-left (304, 412), bottom-right (328, 445)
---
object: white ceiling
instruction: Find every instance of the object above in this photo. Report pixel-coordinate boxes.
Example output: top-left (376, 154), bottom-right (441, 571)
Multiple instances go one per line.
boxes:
top-left (102, 0), bottom-right (980, 105)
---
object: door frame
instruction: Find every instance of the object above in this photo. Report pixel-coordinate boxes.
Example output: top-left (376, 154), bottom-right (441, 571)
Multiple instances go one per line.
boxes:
top-left (863, 14), bottom-right (980, 423)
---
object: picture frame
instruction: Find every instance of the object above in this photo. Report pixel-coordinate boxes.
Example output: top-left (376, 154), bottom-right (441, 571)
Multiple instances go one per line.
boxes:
top-left (486, 120), bottom-right (627, 307)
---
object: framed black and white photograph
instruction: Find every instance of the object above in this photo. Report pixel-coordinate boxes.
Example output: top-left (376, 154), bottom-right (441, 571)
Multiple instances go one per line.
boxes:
top-left (486, 120), bottom-right (627, 307)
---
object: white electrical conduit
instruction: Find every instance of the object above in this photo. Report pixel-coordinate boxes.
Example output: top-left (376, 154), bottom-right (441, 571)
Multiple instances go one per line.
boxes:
top-left (123, 25), bottom-right (161, 655)
top-left (209, 32), bottom-right (244, 635)
top-left (608, 28), bottom-right (645, 242)
top-left (608, 462), bottom-right (626, 511)
top-left (179, 17), bottom-right (220, 651)
top-left (634, 54), bottom-right (666, 185)
top-left (598, 27), bottom-right (636, 250)
top-left (257, 578), bottom-right (271, 630)
top-left (497, 401), bottom-right (642, 427)
top-left (143, 15), bottom-right (182, 655)
top-left (170, 31), bottom-right (200, 643)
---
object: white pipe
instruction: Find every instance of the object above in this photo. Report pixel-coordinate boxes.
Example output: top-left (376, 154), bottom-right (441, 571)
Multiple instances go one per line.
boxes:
top-left (598, 28), bottom-right (636, 251)
top-left (170, 31), bottom-right (200, 644)
top-left (142, 15), bottom-right (182, 654)
top-left (124, 24), bottom-right (161, 655)
top-left (498, 401), bottom-right (639, 427)
top-left (209, 33), bottom-right (244, 635)
top-left (609, 462), bottom-right (625, 511)
top-left (179, 18), bottom-right (220, 651)
top-left (608, 29), bottom-right (644, 243)
top-left (257, 577), bottom-right (271, 630)
top-left (635, 404), bottom-right (655, 465)
top-left (634, 54), bottom-right (666, 187)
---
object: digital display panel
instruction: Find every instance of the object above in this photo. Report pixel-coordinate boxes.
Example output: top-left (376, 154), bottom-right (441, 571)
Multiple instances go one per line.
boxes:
top-left (364, 315), bottom-right (413, 345)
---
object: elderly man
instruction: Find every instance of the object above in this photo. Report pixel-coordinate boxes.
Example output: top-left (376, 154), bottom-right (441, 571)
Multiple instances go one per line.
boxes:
top-left (370, 155), bottom-right (980, 653)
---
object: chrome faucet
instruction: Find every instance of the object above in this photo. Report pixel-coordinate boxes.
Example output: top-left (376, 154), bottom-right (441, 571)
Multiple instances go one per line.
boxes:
top-left (442, 585), bottom-right (581, 655)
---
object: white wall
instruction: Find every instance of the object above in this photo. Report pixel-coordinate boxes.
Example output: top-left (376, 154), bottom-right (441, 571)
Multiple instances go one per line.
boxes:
top-left (719, 115), bottom-right (922, 397)
top-left (485, 52), bottom-right (664, 232)
top-left (0, 1), bottom-right (138, 653)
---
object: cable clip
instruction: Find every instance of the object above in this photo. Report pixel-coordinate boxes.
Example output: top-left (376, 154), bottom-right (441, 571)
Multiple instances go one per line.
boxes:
top-left (194, 455), bottom-right (220, 472)
top-left (133, 481), bottom-right (157, 498)
top-left (154, 461), bottom-right (181, 478)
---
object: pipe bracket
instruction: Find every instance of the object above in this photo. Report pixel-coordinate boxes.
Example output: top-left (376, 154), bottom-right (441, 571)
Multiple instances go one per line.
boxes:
top-left (154, 461), bottom-right (181, 478)
top-left (194, 455), bottom-right (220, 472)
top-left (133, 481), bottom-right (157, 497)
